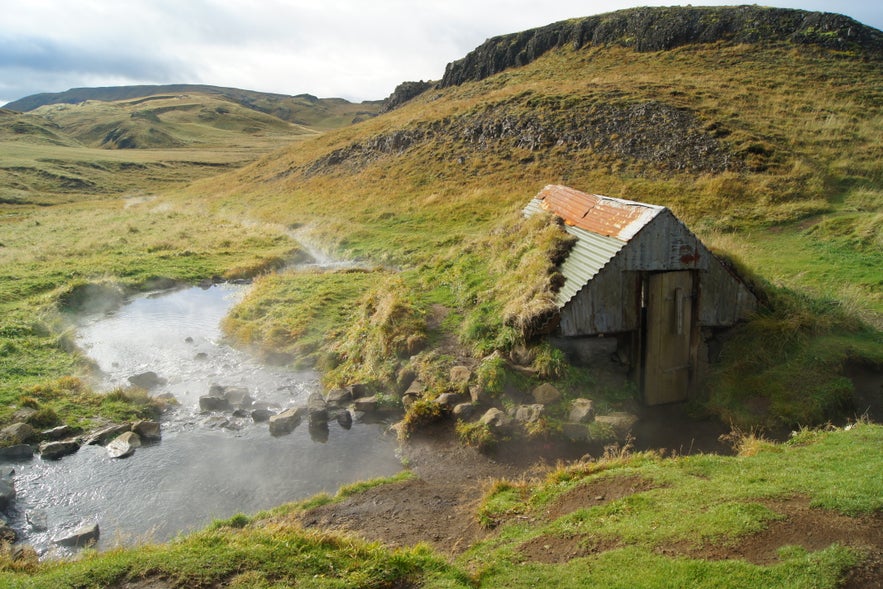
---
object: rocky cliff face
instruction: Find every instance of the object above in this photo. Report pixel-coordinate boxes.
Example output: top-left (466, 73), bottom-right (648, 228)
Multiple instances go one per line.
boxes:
top-left (440, 6), bottom-right (883, 87)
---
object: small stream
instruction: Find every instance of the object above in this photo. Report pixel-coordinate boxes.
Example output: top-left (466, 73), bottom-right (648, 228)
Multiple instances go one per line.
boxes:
top-left (5, 283), bottom-right (401, 557)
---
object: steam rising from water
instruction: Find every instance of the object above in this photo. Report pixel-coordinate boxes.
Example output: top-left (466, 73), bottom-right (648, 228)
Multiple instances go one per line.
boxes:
top-left (7, 284), bottom-right (400, 556)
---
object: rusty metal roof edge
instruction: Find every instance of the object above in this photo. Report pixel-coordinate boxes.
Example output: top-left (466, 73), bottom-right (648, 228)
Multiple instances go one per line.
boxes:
top-left (523, 197), bottom-right (628, 309)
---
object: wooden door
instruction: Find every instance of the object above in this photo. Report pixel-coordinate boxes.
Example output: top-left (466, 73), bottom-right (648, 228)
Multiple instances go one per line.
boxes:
top-left (644, 271), bottom-right (694, 405)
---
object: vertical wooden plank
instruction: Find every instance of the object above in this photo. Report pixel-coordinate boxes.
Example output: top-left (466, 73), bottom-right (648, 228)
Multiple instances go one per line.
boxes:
top-left (644, 271), bottom-right (694, 405)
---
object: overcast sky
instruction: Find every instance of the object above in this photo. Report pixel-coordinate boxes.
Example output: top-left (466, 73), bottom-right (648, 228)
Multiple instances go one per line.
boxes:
top-left (1, 0), bottom-right (880, 105)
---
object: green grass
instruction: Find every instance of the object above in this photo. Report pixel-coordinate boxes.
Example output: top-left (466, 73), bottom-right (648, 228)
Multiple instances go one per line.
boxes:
top-left (2, 423), bottom-right (876, 588)
top-left (456, 423), bottom-right (881, 589)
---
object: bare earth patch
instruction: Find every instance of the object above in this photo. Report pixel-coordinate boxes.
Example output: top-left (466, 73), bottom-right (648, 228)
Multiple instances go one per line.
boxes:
top-left (300, 426), bottom-right (544, 557)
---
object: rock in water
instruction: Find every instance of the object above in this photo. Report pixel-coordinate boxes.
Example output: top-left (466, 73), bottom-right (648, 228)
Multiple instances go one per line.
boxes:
top-left (0, 422), bottom-right (35, 444)
top-left (84, 423), bottom-right (131, 445)
top-left (39, 440), bottom-right (81, 461)
top-left (55, 522), bottom-right (99, 547)
top-left (106, 431), bottom-right (141, 459)
top-left (127, 371), bottom-right (165, 389)
top-left (132, 419), bottom-right (161, 441)
top-left (268, 407), bottom-right (305, 436)
top-left (199, 395), bottom-right (230, 412)
top-left (0, 467), bottom-right (15, 510)
top-left (0, 444), bottom-right (34, 461)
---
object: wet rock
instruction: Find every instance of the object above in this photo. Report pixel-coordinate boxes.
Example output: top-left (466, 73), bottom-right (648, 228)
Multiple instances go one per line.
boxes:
top-left (325, 388), bottom-right (352, 408)
top-left (562, 421), bottom-right (590, 441)
top-left (106, 431), bottom-right (141, 459)
top-left (0, 422), bottom-right (35, 444)
top-left (41, 425), bottom-right (76, 441)
top-left (128, 371), bottom-right (166, 389)
top-left (251, 408), bottom-right (276, 423)
top-left (353, 395), bottom-right (379, 413)
top-left (435, 392), bottom-right (465, 410)
top-left (569, 398), bottom-right (596, 423)
top-left (0, 444), bottom-right (34, 461)
top-left (268, 407), bottom-right (305, 436)
top-left (595, 412), bottom-right (639, 440)
top-left (222, 387), bottom-right (253, 409)
top-left (452, 403), bottom-right (476, 420)
top-left (155, 392), bottom-right (179, 404)
top-left (194, 352), bottom-right (208, 361)
top-left (349, 383), bottom-right (370, 399)
top-left (199, 395), bottom-right (230, 412)
top-left (184, 336), bottom-right (194, 343)
top-left (532, 383), bottom-right (562, 405)
top-left (203, 416), bottom-right (230, 429)
top-left (336, 410), bottom-right (353, 430)
top-left (307, 391), bottom-right (328, 422)
top-left (131, 420), bottom-right (161, 441)
top-left (39, 440), bottom-right (81, 461)
top-left (514, 404), bottom-right (545, 424)
top-left (84, 423), bottom-right (131, 445)
top-left (55, 522), bottom-right (99, 547)
top-left (27, 510), bottom-right (48, 532)
top-left (479, 408), bottom-right (511, 433)
top-left (0, 467), bottom-right (15, 509)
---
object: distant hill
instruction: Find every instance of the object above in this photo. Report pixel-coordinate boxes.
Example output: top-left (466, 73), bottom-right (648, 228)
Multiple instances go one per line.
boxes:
top-left (5, 84), bottom-right (382, 131)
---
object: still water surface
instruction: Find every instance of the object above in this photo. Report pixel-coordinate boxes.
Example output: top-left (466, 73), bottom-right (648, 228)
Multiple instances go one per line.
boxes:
top-left (6, 284), bottom-right (400, 556)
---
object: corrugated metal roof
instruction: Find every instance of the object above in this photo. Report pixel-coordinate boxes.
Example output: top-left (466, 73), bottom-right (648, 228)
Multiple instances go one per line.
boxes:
top-left (536, 184), bottom-right (663, 241)
top-left (524, 197), bottom-right (627, 308)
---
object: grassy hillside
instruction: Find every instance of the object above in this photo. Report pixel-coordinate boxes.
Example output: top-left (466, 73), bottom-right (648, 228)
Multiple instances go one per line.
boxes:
top-left (5, 84), bottom-right (382, 130)
top-left (179, 13), bottom-right (882, 429)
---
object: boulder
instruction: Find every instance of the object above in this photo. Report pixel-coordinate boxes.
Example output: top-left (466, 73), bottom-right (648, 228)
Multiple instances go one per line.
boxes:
top-left (84, 423), bottom-right (131, 446)
top-left (452, 403), bottom-right (476, 420)
top-left (131, 420), bottom-right (161, 441)
top-left (251, 408), bottom-right (276, 423)
top-left (198, 395), bottom-right (230, 412)
top-left (401, 392), bottom-right (421, 410)
top-left (353, 395), bottom-right (379, 413)
top-left (41, 425), bottom-right (76, 441)
top-left (325, 388), bottom-right (352, 408)
top-left (403, 380), bottom-right (425, 397)
top-left (514, 404), bottom-right (545, 424)
top-left (595, 412), bottom-right (639, 439)
top-left (39, 440), bottom-right (81, 461)
top-left (11, 407), bottom-right (37, 423)
top-left (0, 422), bottom-right (35, 444)
top-left (268, 407), bottom-right (305, 437)
top-left (569, 398), bottom-right (596, 424)
top-left (532, 383), bottom-right (562, 405)
top-left (127, 371), bottom-right (165, 389)
top-left (0, 444), bottom-right (34, 461)
top-left (449, 365), bottom-right (472, 388)
top-left (203, 416), bottom-right (231, 429)
top-left (309, 420), bottom-right (329, 443)
top-left (307, 391), bottom-right (328, 422)
top-left (336, 410), bottom-right (353, 430)
top-left (349, 383), bottom-right (370, 399)
top-left (561, 422), bottom-right (590, 442)
top-left (106, 431), bottom-right (141, 459)
top-left (435, 392), bottom-right (465, 410)
top-left (54, 522), bottom-right (99, 547)
top-left (0, 467), bottom-right (15, 510)
top-left (479, 408), bottom-right (511, 433)
top-left (222, 387), bottom-right (253, 409)
top-left (469, 384), bottom-right (491, 405)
